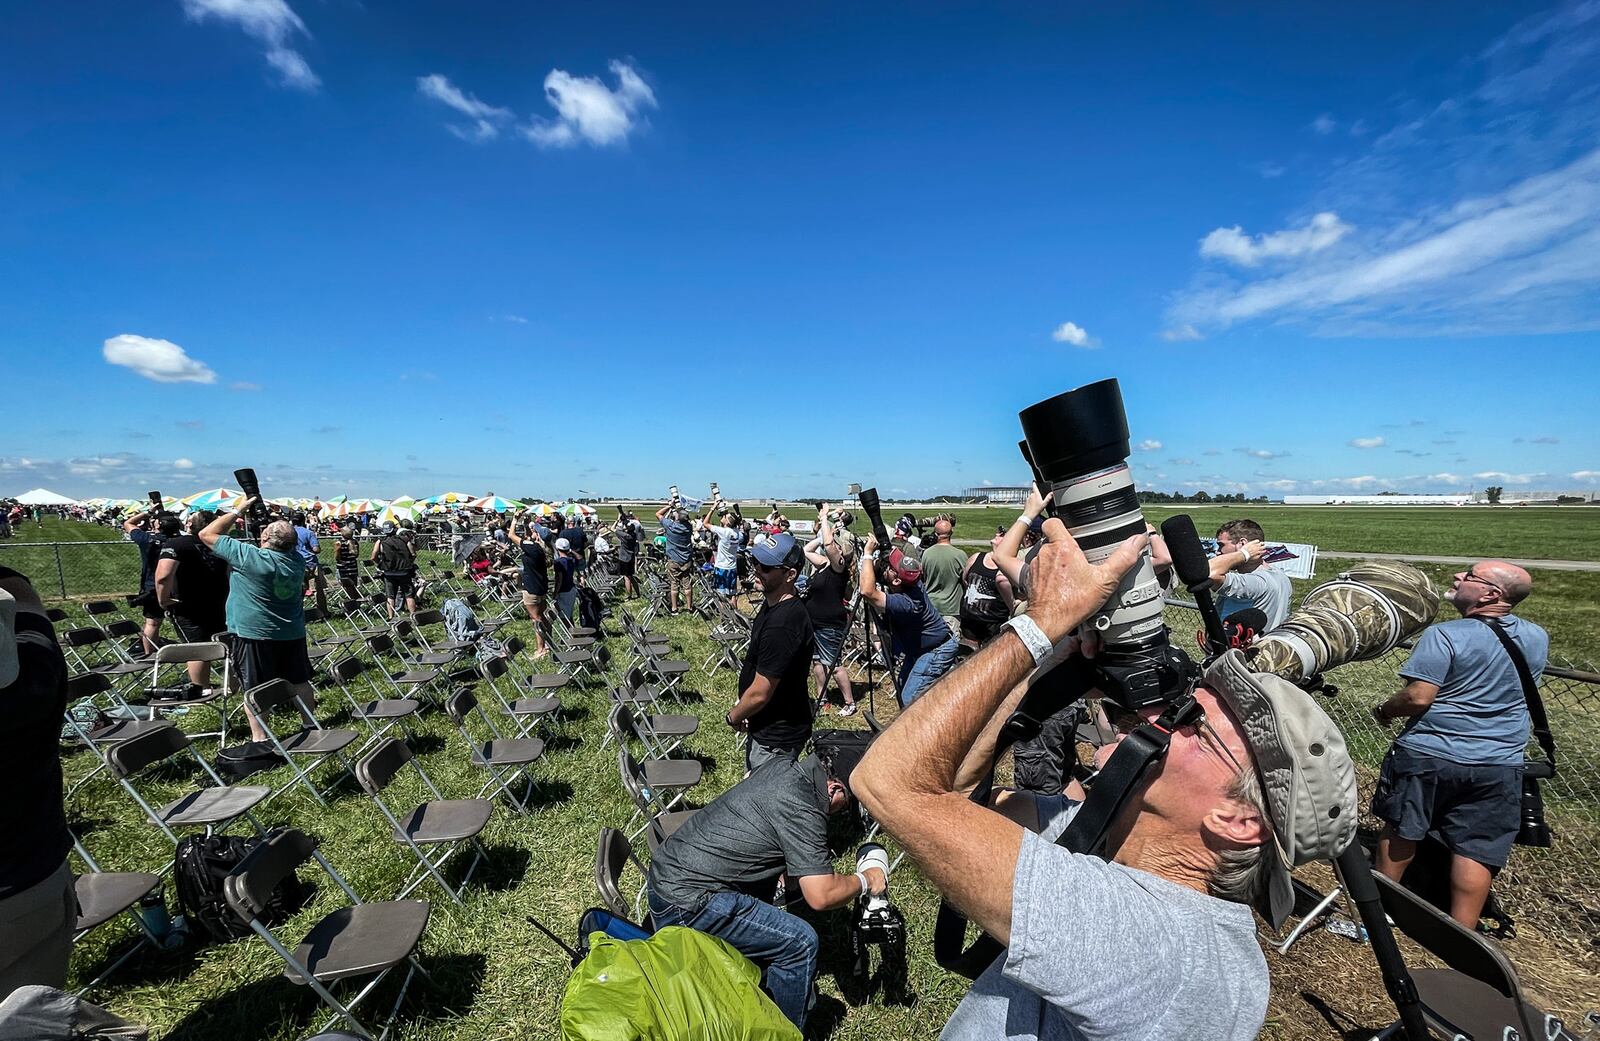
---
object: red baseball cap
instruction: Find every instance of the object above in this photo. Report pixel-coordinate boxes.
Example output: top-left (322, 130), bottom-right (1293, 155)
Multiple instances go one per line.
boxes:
top-left (888, 546), bottom-right (923, 584)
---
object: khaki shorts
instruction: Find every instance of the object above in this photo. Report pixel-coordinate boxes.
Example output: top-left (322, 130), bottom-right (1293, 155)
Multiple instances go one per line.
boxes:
top-left (668, 561), bottom-right (696, 582)
top-left (521, 590), bottom-right (547, 611)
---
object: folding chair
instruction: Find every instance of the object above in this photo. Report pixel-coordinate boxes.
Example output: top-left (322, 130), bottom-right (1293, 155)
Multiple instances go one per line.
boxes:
top-left (354, 738), bottom-right (492, 904)
top-left (499, 636), bottom-right (573, 695)
top-left (146, 642), bottom-right (232, 742)
top-left (62, 672), bottom-right (176, 795)
top-left (69, 832), bottom-right (164, 996)
top-left (325, 657), bottom-right (421, 749)
top-left (363, 633), bottom-right (445, 708)
top-left (644, 811), bottom-right (696, 855)
top-left (637, 648), bottom-right (692, 701)
top-left (390, 619), bottom-right (461, 669)
top-left (443, 689), bottom-right (547, 814)
top-left (1370, 872), bottom-right (1581, 1040)
top-left (223, 828), bottom-right (432, 1040)
top-left (106, 725), bottom-right (270, 848)
top-left (409, 609), bottom-right (475, 654)
top-left (617, 745), bottom-right (701, 842)
top-left (60, 627), bottom-right (149, 684)
top-left (476, 656), bottom-right (561, 736)
top-left (604, 695), bottom-right (698, 758)
top-left (594, 827), bottom-right (651, 926)
top-left (243, 679), bottom-right (360, 808)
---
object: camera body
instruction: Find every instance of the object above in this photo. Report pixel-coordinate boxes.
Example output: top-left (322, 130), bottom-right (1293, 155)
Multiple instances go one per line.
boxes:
top-left (850, 843), bottom-right (908, 999)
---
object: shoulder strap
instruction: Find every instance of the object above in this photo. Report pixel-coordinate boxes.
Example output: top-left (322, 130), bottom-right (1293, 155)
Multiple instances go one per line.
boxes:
top-left (1471, 617), bottom-right (1556, 775)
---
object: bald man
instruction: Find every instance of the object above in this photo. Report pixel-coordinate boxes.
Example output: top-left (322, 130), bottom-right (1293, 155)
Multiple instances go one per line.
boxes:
top-left (1371, 560), bottom-right (1548, 928)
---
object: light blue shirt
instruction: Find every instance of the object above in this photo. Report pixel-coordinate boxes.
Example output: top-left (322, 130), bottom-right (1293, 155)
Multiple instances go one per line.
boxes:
top-left (1215, 564), bottom-right (1292, 630)
top-left (1395, 615), bottom-right (1548, 766)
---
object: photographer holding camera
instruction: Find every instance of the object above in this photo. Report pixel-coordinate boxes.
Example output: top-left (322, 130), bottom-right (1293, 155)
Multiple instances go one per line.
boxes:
top-left (850, 517), bottom-right (1358, 1041)
top-left (859, 534), bottom-right (958, 707)
top-left (1371, 560), bottom-right (1548, 928)
top-left (610, 511), bottom-right (644, 599)
top-left (700, 503), bottom-right (746, 600)
top-left (199, 500), bottom-right (318, 742)
top-left (804, 504), bottom-right (858, 717)
top-left (645, 743), bottom-right (884, 1030)
top-left (123, 507), bottom-right (180, 653)
top-left (153, 511), bottom-right (230, 696)
top-left (655, 501), bottom-right (697, 615)
top-left (1205, 519), bottom-right (1291, 629)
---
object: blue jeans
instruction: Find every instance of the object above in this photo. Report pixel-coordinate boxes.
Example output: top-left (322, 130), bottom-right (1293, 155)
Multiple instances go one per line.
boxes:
top-left (898, 628), bottom-right (959, 707)
top-left (646, 888), bottom-right (817, 1028)
top-left (556, 588), bottom-right (577, 623)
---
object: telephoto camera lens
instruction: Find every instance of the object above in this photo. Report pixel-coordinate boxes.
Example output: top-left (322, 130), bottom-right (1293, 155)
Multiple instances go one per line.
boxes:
top-left (1018, 378), bottom-right (1187, 709)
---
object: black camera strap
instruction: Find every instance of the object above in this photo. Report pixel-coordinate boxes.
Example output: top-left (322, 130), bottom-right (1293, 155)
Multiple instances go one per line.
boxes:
top-left (1472, 616), bottom-right (1556, 778)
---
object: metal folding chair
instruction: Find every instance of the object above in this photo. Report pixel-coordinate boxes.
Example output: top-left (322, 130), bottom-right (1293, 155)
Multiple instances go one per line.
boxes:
top-left (354, 738), bottom-right (492, 905)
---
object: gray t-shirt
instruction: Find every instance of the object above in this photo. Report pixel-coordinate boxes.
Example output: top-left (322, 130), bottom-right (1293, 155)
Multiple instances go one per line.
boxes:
top-left (646, 756), bottom-right (835, 915)
top-left (708, 524), bottom-right (743, 570)
top-left (661, 517), bottom-right (694, 564)
top-left (941, 798), bottom-right (1268, 1041)
top-left (1216, 564), bottom-right (1292, 630)
top-left (1395, 615), bottom-right (1548, 766)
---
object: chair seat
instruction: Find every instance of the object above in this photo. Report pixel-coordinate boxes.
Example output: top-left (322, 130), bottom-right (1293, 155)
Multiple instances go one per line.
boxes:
top-left (358, 699), bottom-right (420, 720)
top-left (91, 661), bottom-right (150, 677)
top-left (280, 728), bottom-right (360, 756)
top-left (552, 650), bottom-right (592, 665)
top-left (412, 651), bottom-right (458, 666)
top-left (520, 673), bottom-right (570, 691)
top-left (646, 809), bottom-right (700, 853)
top-left (506, 697), bottom-right (560, 717)
top-left (74, 871), bottom-right (161, 931)
top-left (317, 634), bottom-right (361, 647)
top-left (569, 627), bottom-right (599, 638)
top-left (650, 660), bottom-right (691, 676)
top-left (640, 759), bottom-right (702, 789)
top-left (147, 686), bottom-right (225, 708)
top-left (471, 737), bottom-right (546, 767)
top-left (159, 785), bottom-right (271, 826)
top-left (86, 718), bottom-right (174, 744)
top-left (285, 900), bottom-right (430, 985)
top-left (394, 669), bottom-right (440, 685)
top-left (565, 636), bottom-right (598, 648)
top-left (1412, 967), bottom-right (1528, 1040)
top-left (393, 799), bottom-right (493, 844)
top-left (647, 714), bottom-right (699, 737)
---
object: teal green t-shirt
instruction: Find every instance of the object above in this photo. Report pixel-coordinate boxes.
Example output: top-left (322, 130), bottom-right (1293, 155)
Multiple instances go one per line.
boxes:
top-left (210, 534), bottom-right (306, 641)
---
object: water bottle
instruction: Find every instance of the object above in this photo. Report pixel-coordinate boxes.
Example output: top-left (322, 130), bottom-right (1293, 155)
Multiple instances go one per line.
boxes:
top-left (135, 891), bottom-right (171, 938)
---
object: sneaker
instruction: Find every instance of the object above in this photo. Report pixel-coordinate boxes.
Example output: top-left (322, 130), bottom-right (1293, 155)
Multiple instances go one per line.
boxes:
top-left (840, 703), bottom-right (859, 718)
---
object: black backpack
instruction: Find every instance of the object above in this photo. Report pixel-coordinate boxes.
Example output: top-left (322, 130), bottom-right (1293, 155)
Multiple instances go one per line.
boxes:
top-left (173, 829), bottom-right (307, 942)
top-left (375, 536), bottom-right (412, 577)
top-left (213, 739), bottom-right (287, 781)
top-left (578, 587), bottom-right (607, 629)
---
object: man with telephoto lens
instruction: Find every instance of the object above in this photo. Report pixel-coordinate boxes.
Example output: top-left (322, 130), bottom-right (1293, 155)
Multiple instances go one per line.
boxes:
top-left (200, 499), bottom-right (319, 742)
top-left (1370, 560), bottom-right (1548, 928)
top-left (655, 502), bottom-right (697, 615)
top-left (645, 742), bottom-right (885, 1030)
top-left (1205, 519), bottom-right (1291, 629)
top-left (123, 507), bottom-right (179, 654)
top-left (700, 503), bottom-right (745, 599)
top-left (610, 511), bottom-right (643, 599)
top-left (803, 504), bottom-right (858, 717)
top-left (154, 510), bottom-right (230, 696)
top-left (860, 533), bottom-right (958, 707)
top-left (727, 532), bottom-right (815, 769)
top-left (851, 517), bottom-right (1358, 1041)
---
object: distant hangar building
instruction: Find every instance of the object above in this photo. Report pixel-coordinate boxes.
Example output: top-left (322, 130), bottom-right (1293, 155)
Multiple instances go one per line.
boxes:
top-left (963, 485), bottom-right (1033, 504)
top-left (1283, 494), bottom-right (1473, 505)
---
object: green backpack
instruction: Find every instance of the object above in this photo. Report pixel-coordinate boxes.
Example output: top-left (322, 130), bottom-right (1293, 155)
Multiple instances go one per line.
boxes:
top-left (560, 926), bottom-right (801, 1041)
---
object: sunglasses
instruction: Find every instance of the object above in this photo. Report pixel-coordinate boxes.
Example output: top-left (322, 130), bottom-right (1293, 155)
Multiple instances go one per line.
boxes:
top-left (1458, 569), bottom-right (1503, 594)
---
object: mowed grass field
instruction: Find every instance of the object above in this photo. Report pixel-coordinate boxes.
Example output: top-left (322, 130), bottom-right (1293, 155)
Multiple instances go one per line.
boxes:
top-left (11, 512), bottom-right (1600, 1041)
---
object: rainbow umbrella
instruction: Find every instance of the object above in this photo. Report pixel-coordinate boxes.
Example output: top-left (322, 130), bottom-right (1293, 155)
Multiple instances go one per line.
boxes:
top-left (523, 503), bottom-right (560, 517)
top-left (181, 487), bottom-right (244, 511)
top-left (558, 502), bottom-right (597, 518)
top-left (468, 494), bottom-right (523, 513)
top-left (377, 496), bottom-right (423, 526)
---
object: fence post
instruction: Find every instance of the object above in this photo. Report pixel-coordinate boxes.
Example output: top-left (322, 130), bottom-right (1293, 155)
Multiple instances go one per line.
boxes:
top-left (53, 543), bottom-right (67, 600)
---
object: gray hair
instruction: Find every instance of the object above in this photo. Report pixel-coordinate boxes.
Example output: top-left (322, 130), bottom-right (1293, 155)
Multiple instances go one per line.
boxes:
top-left (1207, 767), bottom-right (1272, 905)
top-left (261, 520), bottom-right (297, 554)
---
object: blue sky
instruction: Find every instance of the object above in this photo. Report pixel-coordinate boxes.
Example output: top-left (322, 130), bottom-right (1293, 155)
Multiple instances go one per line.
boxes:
top-left (3, 1), bottom-right (1597, 501)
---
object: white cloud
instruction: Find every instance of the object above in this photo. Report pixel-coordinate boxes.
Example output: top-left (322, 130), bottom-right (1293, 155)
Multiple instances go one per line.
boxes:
top-left (1426, 472), bottom-right (1465, 483)
top-left (1473, 470), bottom-right (1540, 484)
top-left (229, 381), bottom-right (261, 391)
top-left (1572, 470), bottom-right (1600, 481)
top-left (179, 0), bottom-right (319, 91)
top-left (1160, 324), bottom-right (1203, 342)
top-left (1050, 321), bottom-right (1096, 347)
top-left (1199, 212), bottom-right (1353, 267)
top-left (174, 458), bottom-right (195, 469)
top-left (501, 313), bottom-right (529, 324)
top-left (1136, 439), bottom-right (1163, 452)
top-left (524, 60), bottom-right (657, 149)
top-left (1348, 436), bottom-right (1386, 448)
top-left (1239, 447), bottom-right (1288, 460)
top-left (102, 334), bottom-right (217, 384)
top-left (417, 74), bottom-right (513, 142)
top-left (1310, 113), bottom-right (1338, 135)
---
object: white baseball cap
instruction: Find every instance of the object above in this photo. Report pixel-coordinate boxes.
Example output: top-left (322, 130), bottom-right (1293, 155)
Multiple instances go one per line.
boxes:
top-left (555, 537), bottom-right (572, 552)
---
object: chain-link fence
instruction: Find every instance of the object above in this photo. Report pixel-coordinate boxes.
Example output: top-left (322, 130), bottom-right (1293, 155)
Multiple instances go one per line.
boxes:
top-left (1162, 599), bottom-right (1600, 941)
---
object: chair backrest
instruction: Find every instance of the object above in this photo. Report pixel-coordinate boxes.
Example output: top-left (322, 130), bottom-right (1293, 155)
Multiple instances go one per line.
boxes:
top-left (1372, 873), bottom-right (1520, 999)
top-left (46, 607), bottom-right (68, 623)
top-left (67, 672), bottom-right (112, 697)
top-left (245, 678), bottom-right (299, 717)
top-left (616, 747), bottom-right (648, 810)
top-left (503, 635), bottom-right (525, 657)
top-left (624, 666), bottom-right (646, 692)
top-left (480, 655), bottom-right (508, 681)
top-left (392, 619), bottom-right (415, 640)
top-left (594, 827), bottom-right (636, 919)
top-left (445, 688), bottom-right (477, 726)
top-left (413, 609), bottom-right (443, 626)
top-left (155, 641), bottom-right (228, 665)
top-left (85, 600), bottom-right (118, 616)
top-left (331, 656), bottom-right (364, 683)
top-left (61, 627), bottom-right (106, 649)
top-left (223, 828), bottom-right (316, 923)
top-left (304, 607), bottom-right (327, 624)
top-left (366, 633), bottom-right (395, 655)
top-left (356, 737), bottom-right (412, 795)
top-left (107, 724), bottom-right (190, 778)
top-left (103, 618), bottom-right (142, 640)
top-left (594, 645), bottom-right (611, 670)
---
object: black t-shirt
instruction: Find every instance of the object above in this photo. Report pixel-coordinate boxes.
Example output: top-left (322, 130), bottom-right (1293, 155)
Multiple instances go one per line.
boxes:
top-left (559, 526), bottom-right (586, 553)
top-left (738, 596), bottom-right (815, 749)
top-left (158, 534), bottom-right (230, 619)
top-left (520, 540), bottom-right (549, 596)
top-left (554, 555), bottom-right (578, 594)
top-left (805, 559), bottom-right (850, 627)
top-left (1, 612), bottom-right (70, 897)
top-left (129, 529), bottom-right (161, 592)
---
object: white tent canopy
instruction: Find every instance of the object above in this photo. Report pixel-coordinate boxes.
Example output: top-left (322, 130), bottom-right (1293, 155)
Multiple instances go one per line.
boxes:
top-left (14, 488), bottom-right (78, 506)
